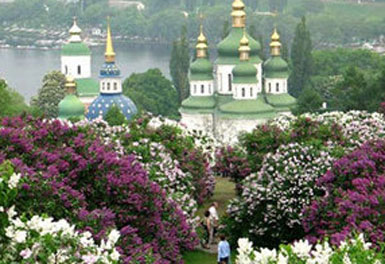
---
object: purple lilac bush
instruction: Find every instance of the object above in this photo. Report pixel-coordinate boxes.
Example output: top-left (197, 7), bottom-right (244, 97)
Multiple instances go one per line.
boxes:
top-left (303, 139), bottom-right (385, 247)
top-left (0, 116), bottom-right (198, 263)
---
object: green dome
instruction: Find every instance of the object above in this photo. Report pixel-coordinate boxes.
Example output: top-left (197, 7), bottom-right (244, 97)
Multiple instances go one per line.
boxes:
top-left (190, 58), bottom-right (214, 81)
top-left (61, 42), bottom-right (91, 56)
top-left (232, 61), bottom-right (257, 84)
top-left (58, 94), bottom-right (85, 120)
top-left (217, 27), bottom-right (262, 65)
top-left (218, 97), bottom-right (276, 119)
top-left (264, 56), bottom-right (289, 79)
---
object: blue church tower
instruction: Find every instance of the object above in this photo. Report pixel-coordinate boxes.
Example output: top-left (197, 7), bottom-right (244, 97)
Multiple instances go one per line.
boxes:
top-left (87, 19), bottom-right (137, 121)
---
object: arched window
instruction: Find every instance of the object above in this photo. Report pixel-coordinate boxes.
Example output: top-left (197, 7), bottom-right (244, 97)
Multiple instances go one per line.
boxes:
top-left (107, 83), bottom-right (111, 90)
top-left (194, 85), bottom-right (197, 94)
top-left (102, 82), bottom-right (105, 91)
top-left (201, 84), bottom-right (204, 94)
top-left (77, 65), bottom-right (81, 75)
top-left (276, 83), bottom-right (279, 92)
top-left (242, 88), bottom-right (246, 98)
top-left (208, 84), bottom-right (211, 94)
top-left (65, 66), bottom-right (68, 75)
top-left (228, 74), bottom-right (232, 92)
top-left (114, 82), bottom-right (117, 90)
top-left (269, 83), bottom-right (272, 93)
top-left (250, 87), bottom-right (253, 97)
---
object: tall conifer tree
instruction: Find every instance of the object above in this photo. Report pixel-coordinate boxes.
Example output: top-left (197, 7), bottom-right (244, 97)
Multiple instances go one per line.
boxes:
top-left (289, 16), bottom-right (313, 97)
top-left (169, 25), bottom-right (190, 104)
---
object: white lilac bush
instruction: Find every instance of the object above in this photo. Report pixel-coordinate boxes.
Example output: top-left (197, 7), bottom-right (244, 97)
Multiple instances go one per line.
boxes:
top-left (236, 234), bottom-right (384, 264)
top-left (0, 161), bottom-right (121, 264)
top-left (224, 111), bottom-right (385, 248)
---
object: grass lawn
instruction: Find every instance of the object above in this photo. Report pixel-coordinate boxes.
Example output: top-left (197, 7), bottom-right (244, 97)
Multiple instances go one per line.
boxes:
top-left (183, 177), bottom-right (236, 264)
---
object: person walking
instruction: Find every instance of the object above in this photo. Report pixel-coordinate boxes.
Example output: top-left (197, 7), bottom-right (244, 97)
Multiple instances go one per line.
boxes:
top-left (208, 202), bottom-right (219, 244)
top-left (217, 235), bottom-right (231, 264)
top-left (201, 210), bottom-right (211, 249)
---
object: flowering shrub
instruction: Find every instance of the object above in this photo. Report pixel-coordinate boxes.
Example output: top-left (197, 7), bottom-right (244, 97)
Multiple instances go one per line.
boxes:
top-left (224, 143), bottom-right (335, 248)
top-left (223, 111), bottom-right (385, 248)
top-left (236, 234), bottom-right (384, 264)
top-left (0, 161), bottom-right (123, 264)
top-left (303, 140), bottom-right (385, 247)
top-left (0, 117), bottom-right (198, 263)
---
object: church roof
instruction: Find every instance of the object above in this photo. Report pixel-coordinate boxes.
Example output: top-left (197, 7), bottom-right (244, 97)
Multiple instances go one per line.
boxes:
top-left (218, 97), bottom-right (276, 119)
top-left (87, 93), bottom-right (137, 121)
top-left (180, 96), bottom-right (216, 114)
top-left (58, 94), bottom-right (85, 120)
top-left (75, 78), bottom-right (99, 97)
top-left (217, 27), bottom-right (262, 65)
top-left (264, 56), bottom-right (289, 79)
top-left (190, 58), bottom-right (214, 81)
top-left (232, 61), bottom-right (257, 84)
top-left (61, 42), bottom-right (91, 56)
top-left (265, 93), bottom-right (296, 112)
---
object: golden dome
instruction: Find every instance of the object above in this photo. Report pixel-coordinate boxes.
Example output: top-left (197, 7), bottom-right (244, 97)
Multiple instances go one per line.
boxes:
top-left (232, 0), bottom-right (245, 10)
top-left (239, 29), bottom-right (250, 61)
top-left (231, 0), bottom-right (246, 28)
top-left (105, 17), bottom-right (116, 63)
top-left (196, 24), bottom-right (208, 58)
top-left (270, 28), bottom-right (282, 56)
top-left (65, 75), bottom-right (76, 87)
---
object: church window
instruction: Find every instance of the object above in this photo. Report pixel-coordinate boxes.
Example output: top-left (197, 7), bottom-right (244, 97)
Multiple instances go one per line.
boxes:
top-left (250, 87), bottom-right (253, 97)
top-left (269, 83), bottom-right (272, 93)
top-left (194, 85), bottom-right (197, 94)
top-left (276, 83), bottom-right (279, 92)
top-left (78, 65), bottom-right (81, 75)
top-left (65, 66), bottom-right (68, 75)
top-left (242, 88), bottom-right (246, 98)
top-left (228, 74), bottom-right (232, 92)
top-left (107, 83), bottom-right (111, 90)
top-left (102, 82), bottom-right (105, 91)
top-left (201, 84), bottom-right (204, 94)
top-left (114, 82), bottom-right (117, 90)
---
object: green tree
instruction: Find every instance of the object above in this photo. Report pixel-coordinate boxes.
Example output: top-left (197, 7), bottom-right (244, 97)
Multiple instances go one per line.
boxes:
top-left (0, 80), bottom-right (28, 117)
top-left (104, 104), bottom-right (127, 126)
top-left (292, 87), bottom-right (323, 115)
top-left (31, 71), bottom-right (66, 119)
top-left (123, 69), bottom-right (179, 118)
top-left (221, 20), bottom-right (231, 40)
top-left (268, 0), bottom-right (287, 13)
top-left (169, 26), bottom-right (190, 104)
top-left (289, 16), bottom-right (313, 97)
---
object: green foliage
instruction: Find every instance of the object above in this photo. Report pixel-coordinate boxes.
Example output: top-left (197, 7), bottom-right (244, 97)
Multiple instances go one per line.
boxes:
top-left (0, 80), bottom-right (28, 117)
top-left (268, 0), bottom-right (288, 12)
top-left (289, 17), bottom-right (313, 98)
top-left (104, 104), bottom-right (127, 126)
top-left (31, 71), bottom-right (66, 119)
top-left (123, 69), bottom-right (179, 118)
top-left (292, 87), bottom-right (323, 115)
top-left (170, 26), bottom-right (190, 104)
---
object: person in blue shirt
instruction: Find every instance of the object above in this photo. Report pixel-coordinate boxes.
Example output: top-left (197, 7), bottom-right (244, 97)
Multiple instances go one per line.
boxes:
top-left (217, 234), bottom-right (231, 264)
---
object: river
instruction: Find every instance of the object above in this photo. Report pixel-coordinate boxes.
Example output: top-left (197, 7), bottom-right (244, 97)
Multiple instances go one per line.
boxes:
top-left (0, 43), bottom-right (171, 103)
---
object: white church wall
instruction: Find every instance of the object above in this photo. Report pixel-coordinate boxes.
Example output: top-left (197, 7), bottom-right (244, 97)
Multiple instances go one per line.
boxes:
top-left (216, 64), bottom-right (236, 95)
top-left (190, 80), bottom-right (214, 96)
top-left (180, 113), bottom-right (214, 135)
top-left (265, 78), bottom-right (288, 94)
top-left (233, 83), bottom-right (258, 100)
top-left (61, 56), bottom-right (91, 79)
top-left (100, 78), bottom-right (122, 94)
top-left (254, 63), bottom-right (263, 93)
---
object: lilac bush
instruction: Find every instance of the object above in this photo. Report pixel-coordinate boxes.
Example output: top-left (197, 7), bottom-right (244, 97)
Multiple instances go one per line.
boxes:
top-left (303, 139), bottom-right (385, 247)
top-left (0, 116), bottom-right (198, 263)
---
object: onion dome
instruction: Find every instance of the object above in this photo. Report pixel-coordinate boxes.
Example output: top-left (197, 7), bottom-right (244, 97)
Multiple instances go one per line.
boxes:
top-left (217, 0), bottom-right (261, 64)
top-left (264, 28), bottom-right (289, 79)
top-left (87, 19), bottom-right (138, 121)
top-left (232, 31), bottom-right (257, 84)
top-left (190, 24), bottom-right (213, 81)
top-left (58, 76), bottom-right (85, 120)
top-left (62, 17), bottom-right (91, 56)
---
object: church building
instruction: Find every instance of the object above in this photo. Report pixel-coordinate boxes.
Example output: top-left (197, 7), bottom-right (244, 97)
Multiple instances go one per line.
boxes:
top-left (180, 0), bottom-right (296, 143)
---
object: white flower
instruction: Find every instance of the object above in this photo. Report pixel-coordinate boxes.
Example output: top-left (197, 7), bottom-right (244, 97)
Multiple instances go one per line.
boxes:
top-left (110, 248), bottom-right (120, 261)
top-left (20, 248), bottom-right (32, 259)
top-left (7, 205), bottom-right (17, 219)
top-left (0, 206), bottom-right (4, 213)
top-left (8, 173), bottom-right (21, 189)
top-left (292, 240), bottom-right (312, 259)
top-left (107, 229), bottom-right (120, 246)
top-left (343, 253), bottom-right (352, 264)
top-left (82, 254), bottom-right (99, 264)
top-left (14, 230), bottom-right (27, 243)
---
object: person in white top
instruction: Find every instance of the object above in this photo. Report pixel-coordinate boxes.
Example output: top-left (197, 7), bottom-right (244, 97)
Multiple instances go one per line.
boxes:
top-left (208, 202), bottom-right (219, 244)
